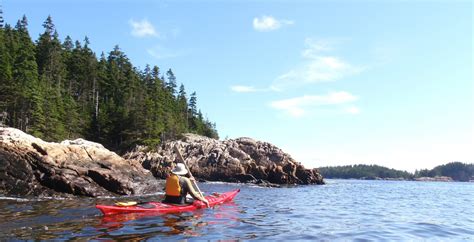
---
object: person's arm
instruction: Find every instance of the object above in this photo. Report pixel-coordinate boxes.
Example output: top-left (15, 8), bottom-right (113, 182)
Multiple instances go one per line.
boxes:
top-left (183, 177), bottom-right (209, 207)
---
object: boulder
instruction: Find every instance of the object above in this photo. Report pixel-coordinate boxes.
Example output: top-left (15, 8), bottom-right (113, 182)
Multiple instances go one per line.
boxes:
top-left (0, 127), bottom-right (162, 197)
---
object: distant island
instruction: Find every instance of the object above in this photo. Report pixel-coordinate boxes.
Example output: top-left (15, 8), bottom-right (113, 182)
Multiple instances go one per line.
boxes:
top-left (318, 162), bottom-right (474, 182)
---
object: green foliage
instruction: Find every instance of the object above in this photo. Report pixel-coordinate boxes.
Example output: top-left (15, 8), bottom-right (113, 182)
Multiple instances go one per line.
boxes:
top-left (414, 162), bottom-right (474, 181)
top-left (318, 164), bottom-right (414, 180)
top-left (319, 162), bottom-right (474, 182)
top-left (0, 15), bottom-right (219, 151)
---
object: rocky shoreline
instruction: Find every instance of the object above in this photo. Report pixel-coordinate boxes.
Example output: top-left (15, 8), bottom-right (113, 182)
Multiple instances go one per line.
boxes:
top-left (0, 127), bottom-right (324, 197)
top-left (124, 133), bottom-right (324, 187)
top-left (330, 177), bottom-right (456, 182)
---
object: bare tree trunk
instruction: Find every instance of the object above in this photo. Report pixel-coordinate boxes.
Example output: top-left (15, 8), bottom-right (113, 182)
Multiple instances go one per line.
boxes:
top-left (95, 90), bottom-right (99, 119)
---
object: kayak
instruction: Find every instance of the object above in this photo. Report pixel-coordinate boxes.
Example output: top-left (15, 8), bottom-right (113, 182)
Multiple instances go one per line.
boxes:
top-left (96, 189), bottom-right (240, 215)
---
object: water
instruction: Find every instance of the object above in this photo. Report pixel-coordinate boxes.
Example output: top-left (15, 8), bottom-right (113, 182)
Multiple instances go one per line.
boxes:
top-left (0, 180), bottom-right (473, 240)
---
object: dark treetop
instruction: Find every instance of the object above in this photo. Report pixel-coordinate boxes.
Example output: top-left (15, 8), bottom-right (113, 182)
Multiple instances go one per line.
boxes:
top-left (0, 14), bottom-right (218, 152)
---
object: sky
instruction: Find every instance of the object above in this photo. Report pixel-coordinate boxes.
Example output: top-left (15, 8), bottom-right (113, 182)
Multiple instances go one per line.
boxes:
top-left (2, 0), bottom-right (472, 172)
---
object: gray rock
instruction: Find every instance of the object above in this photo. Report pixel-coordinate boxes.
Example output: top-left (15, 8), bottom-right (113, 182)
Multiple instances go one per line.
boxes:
top-left (124, 133), bottom-right (325, 185)
top-left (0, 128), bottom-right (324, 197)
top-left (0, 128), bottom-right (162, 197)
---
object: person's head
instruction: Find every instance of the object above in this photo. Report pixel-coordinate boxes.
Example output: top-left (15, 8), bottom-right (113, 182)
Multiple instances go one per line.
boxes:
top-left (171, 163), bottom-right (188, 176)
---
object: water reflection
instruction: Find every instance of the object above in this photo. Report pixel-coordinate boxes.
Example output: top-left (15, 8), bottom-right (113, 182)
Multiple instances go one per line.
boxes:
top-left (91, 211), bottom-right (210, 240)
top-left (95, 202), bottom-right (241, 239)
top-left (2, 181), bottom-right (472, 240)
top-left (97, 211), bottom-right (205, 236)
top-left (0, 190), bottom-right (243, 240)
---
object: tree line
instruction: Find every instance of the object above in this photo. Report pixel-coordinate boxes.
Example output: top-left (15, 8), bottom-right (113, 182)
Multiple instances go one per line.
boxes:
top-left (0, 14), bottom-right (218, 151)
top-left (414, 162), bottom-right (473, 182)
top-left (318, 164), bottom-right (413, 180)
top-left (318, 162), bottom-right (473, 181)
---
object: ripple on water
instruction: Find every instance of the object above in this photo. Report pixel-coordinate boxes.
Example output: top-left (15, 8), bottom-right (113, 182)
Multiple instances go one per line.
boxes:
top-left (1, 180), bottom-right (473, 240)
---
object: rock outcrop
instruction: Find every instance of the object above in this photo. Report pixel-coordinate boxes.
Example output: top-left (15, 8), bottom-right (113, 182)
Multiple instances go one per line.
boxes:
top-left (0, 128), bottom-right (162, 197)
top-left (414, 176), bottom-right (453, 182)
top-left (1, 128), bottom-right (324, 197)
top-left (124, 133), bottom-right (325, 186)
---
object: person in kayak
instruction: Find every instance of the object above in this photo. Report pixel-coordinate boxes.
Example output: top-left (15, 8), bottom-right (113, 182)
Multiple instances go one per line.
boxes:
top-left (163, 163), bottom-right (210, 207)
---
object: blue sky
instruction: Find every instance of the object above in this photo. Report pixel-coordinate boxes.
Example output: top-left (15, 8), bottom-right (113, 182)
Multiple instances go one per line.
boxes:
top-left (3, 0), bottom-right (472, 171)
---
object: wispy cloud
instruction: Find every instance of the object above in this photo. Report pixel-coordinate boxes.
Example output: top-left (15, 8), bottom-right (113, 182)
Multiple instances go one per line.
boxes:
top-left (147, 45), bottom-right (184, 59)
top-left (230, 85), bottom-right (258, 93)
top-left (270, 91), bottom-right (359, 117)
top-left (129, 19), bottom-right (158, 38)
top-left (271, 38), bottom-right (363, 91)
top-left (301, 38), bottom-right (334, 58)
top-left (253, 15), bottom-right (294, 32)
top-left (230, 85), bottom-right (275, 93)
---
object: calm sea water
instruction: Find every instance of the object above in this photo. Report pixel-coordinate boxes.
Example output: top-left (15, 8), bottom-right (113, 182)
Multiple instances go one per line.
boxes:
top-left (0, 179), bottom-right (473, 240)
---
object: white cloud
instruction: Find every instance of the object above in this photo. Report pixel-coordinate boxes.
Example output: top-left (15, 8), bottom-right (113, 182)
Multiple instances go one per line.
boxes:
top-left (129, 19), bottom-right (158, 37)
top-left (345, 106), bottom-right (361, 114)
top-left (271, 38), bottom-right (363, 91)
top-left (230, 85), bottom-right (276, 93)
top-left (230, 85), bottom-right (258, 93)
top-left (147, 45), bottom-right (184, 59)
top-left (253, 15), bottom-right (294, 32)
top-left (272, 56), bottom-right (360, 91)
top-left (301, 38), bottom-right (333, 58)
top-left (270, 91), bottom-right (359, 117)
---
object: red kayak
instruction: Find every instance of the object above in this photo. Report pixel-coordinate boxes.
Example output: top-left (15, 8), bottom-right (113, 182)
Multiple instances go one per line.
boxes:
top-left (96, 189), bottom-right (240, 216)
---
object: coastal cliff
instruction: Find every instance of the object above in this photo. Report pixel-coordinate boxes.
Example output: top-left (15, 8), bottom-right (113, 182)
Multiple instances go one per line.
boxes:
top-left (0, 127), bottom-right (324, 197)
top-left (124, 133), bottom-right (324, 186)
top-left (0, 127), bottom-right (161, 197)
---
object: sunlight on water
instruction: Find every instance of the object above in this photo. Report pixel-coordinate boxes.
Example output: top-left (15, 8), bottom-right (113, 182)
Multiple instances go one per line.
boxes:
top-left (0, 180), bottom-right (473, 240)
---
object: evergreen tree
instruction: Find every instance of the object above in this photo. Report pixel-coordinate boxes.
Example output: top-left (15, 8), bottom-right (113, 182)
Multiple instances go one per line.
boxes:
top-left (0, 5), bottom-right (4, 29)
top-left (12, 16), bottom-right (45, 136)
top-left (0, 25), bottom-right (13, 115)
top-left (1, 14), bottom-right (219, 150)
top-left (165, 69), bottom-right (177, 96)
top-left (187, 92), bottom-right (198, 131)
top-left (62, 35), bottom-right (73, 52)
top-left (138, 65), bottom-right (165, 146)
top-left (36, 15), bottom-right (67, 140)
top-left (177, 83), bottom-right (188, 130)
top-left (88, 52), bottom-right (109, 141)
top-left (142, 64), bottom-right (152, 90)
top-left (189, 92), bottom-right (197, 116)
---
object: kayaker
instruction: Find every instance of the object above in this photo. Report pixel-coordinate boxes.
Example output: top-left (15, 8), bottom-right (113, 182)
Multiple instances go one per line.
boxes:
top-left (163, 163), bottom-right (210, 207)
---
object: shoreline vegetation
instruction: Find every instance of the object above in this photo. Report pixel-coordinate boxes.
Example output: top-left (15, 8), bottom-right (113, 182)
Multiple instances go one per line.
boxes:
top-left (318, 163), bottom-right (474, 182)
top-left (0, 14), bottom-right (218, 153)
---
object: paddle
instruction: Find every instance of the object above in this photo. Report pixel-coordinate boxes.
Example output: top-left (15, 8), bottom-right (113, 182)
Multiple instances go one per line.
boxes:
top-left (173, 145), bottom-right (204, 198)
top-left (111, 146), bottom-right (205, 208)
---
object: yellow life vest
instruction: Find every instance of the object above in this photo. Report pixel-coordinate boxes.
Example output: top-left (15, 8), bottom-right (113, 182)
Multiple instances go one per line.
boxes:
top-left (165, 174), bottom-right (182, 196)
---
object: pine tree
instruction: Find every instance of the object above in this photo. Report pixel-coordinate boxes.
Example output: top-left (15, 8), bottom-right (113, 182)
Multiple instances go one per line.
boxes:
top-left (189, 92), bottom-right (197, 116)
top-left (36, 15), bottom-right (67, 140)
top-left (87, 52), bottom-right (108, 142)
top-left (165, 69), bottom-right (177, 97)
top-left (62, 35), bottom-right (73, 51)
top-left (188, 91), bottom-right (198, 131)
top-left (1, 14), bottom-right (219, 148)
top-left (12, 16), bottom-right (45, 136)
top-left (0, 5), bottom-right (4, 29)
top-left (142, 65), bottom-right (165, 146)
top-left (0, 26), bottom-right (13, 110)
top-left (178, 83), bottom-right (188, 130)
